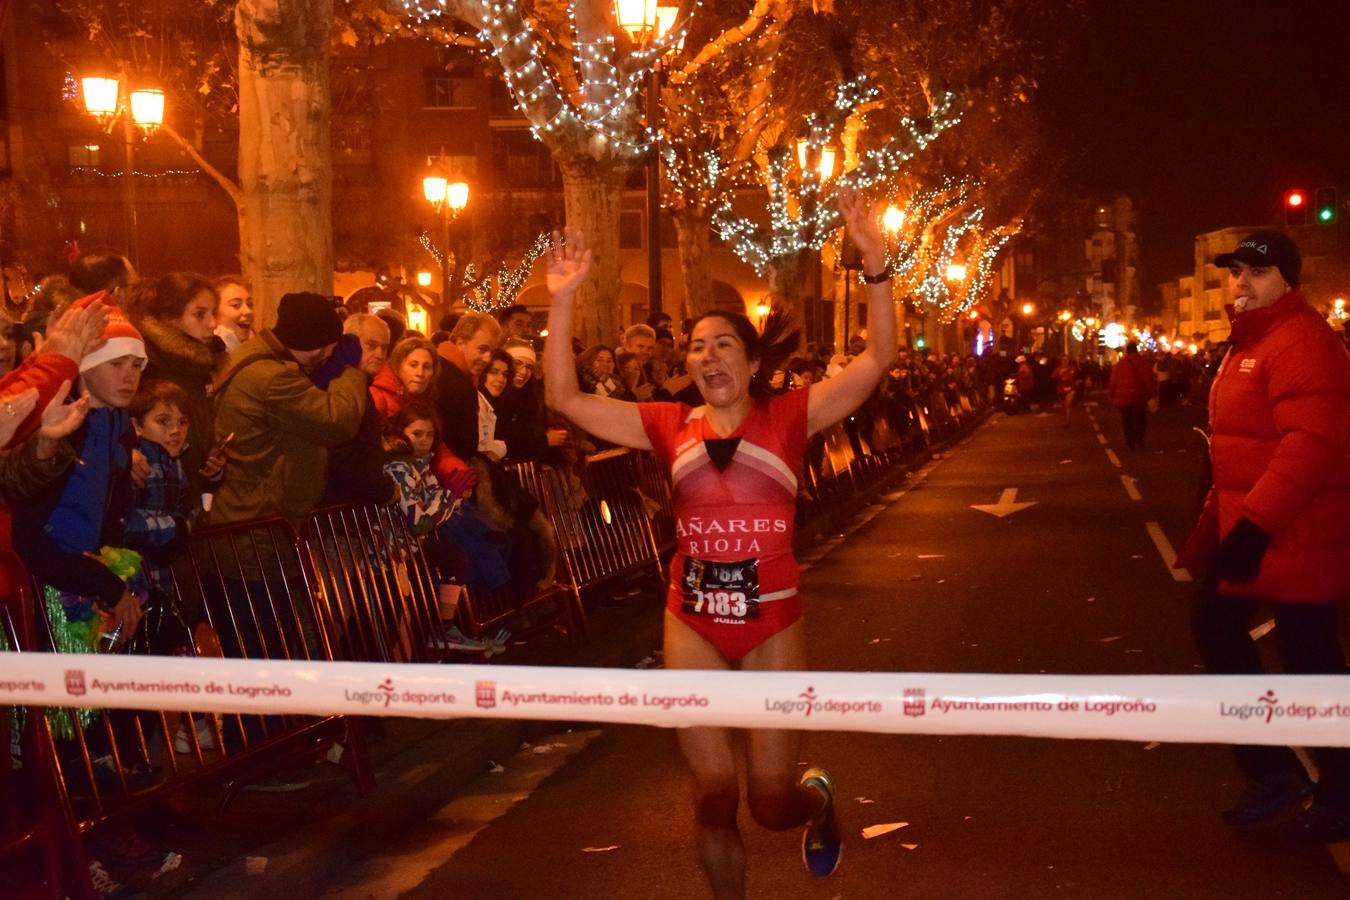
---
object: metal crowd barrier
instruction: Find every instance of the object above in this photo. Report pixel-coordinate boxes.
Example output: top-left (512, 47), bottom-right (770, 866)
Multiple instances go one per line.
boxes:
top-left (511, 450), bottom-right (665, 596)
top-left (302, 502), bottom-right (442, 663)
top-left (303, 499), bottom-right (583, 649)
top-left (1, 517), bottom-right (377, 898)
top-left (0, 550), bottom-right (78, 899)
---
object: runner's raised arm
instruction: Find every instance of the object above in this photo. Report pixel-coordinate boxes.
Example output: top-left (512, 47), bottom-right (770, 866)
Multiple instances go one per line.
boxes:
top-left (806, 188), bottom-right (898, 435)
top-left (542, 228), bottom-right (652, 450)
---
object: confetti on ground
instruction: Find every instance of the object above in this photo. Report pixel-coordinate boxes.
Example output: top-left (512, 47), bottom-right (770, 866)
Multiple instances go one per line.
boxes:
top-left (1131, 554), bottom-right (1144, 559)
top-left (488, 761), bottom-right (505, 774)
top-left (583, 846), bottom-right (619, 853)
top-left (854, 797), bottom-right (875, 805)
top-left (869, 638), bottom-right (882, 644)
top-left (1059, 459), bottom-right (1072, 464)
top-left (532, 743), bottom-right (569, 754)
top-left (1097, 636), bottom-right (1122, 643)
top-left (1144, 742), bottom-right (1161, 751)
top-left (917, 554), bottom-right (946, 559)
top-left (1086, 597), bottom-right (1096, 603)
top-left (902, 843), bottom-right (919, 851)
top-left (862, 822), bottom-right (909, 839)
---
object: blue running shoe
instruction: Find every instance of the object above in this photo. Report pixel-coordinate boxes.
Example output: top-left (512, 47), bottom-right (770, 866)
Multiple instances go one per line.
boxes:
top-left (800, 767), bottom-right (842, 877)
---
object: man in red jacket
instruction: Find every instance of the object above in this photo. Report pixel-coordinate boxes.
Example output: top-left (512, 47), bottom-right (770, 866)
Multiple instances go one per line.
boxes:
top-left (1108, 342), bottom-right (1157, 448)
top-left (1185, 230), bottom-right (1350, 843)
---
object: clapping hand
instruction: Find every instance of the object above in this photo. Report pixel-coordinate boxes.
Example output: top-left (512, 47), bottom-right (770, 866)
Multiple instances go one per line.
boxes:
top-left (36, 381), bottom-right (90, 458)
top-left (546, 228), bottom-right (593, 299)
top-left (40, 297), bottom-right (110, 364)
top-left (837, 186), bottom-right (887, 272)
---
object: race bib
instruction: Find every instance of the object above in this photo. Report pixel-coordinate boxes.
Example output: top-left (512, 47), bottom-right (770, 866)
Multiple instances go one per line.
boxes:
top-left (681, 557), bottom-right (760, 621)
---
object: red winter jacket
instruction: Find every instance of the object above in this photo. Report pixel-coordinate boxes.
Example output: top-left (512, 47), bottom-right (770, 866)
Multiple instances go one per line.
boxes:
top-left (369, 364), bottom-right (407, 422)
top-left (0, 353), bottom-right (81, 450)
top-left (1204, 291), bottom-right (1350, 601)
top-left (1108, 352), bottom-right (1156, 408)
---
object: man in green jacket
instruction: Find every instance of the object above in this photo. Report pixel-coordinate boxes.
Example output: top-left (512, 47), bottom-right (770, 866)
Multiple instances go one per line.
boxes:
top-left (211, 292), bottom-right (366, 528)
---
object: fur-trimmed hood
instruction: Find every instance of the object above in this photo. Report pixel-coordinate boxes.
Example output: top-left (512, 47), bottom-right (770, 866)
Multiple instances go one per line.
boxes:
top-left (137, 314), bottom-right (225, 385)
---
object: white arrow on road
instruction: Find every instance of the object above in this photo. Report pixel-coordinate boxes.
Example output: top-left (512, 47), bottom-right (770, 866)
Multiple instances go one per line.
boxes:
top-left (971, 487), bottom-right (1038, 518)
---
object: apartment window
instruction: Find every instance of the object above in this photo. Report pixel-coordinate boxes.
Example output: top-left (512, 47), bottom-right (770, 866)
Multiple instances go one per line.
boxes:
top-left (491, 131), bottom-right (558, 188)
top-left (619, 211), bottom-right (643, 249)
top-left (424, 73), bottom-right (475, 109)
top-left (68, 143), bottom-right (101, 167)
top-left (425, 148), bottom-right (477, 179)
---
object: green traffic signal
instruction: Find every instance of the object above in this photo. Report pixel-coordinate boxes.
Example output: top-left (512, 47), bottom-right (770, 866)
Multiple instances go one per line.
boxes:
top-left (1314, 186), bottom-right (1337, 224)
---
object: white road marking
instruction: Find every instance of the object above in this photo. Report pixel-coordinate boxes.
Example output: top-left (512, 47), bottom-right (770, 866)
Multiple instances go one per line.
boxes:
top-left (1120, 475), bottom-right (1142, 501)
top-left (1249, 619), bottom-right (1275, 641)
top-left (1096, 433), bottom-right (1109, 446)
top-left (1105, 448), bottom-right (1122, 468)
top-left (322, 730), bottom-right (603, 898)
top-left (1145, 522), bottom-right (1192, 582)
top-left (970, 487), bottom-right (1038, 518)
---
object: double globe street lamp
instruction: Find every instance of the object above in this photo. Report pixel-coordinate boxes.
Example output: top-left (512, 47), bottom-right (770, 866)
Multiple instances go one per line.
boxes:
top-left (614, 0), bottom-right (680, 320)
top-left (81, 73), bottom-right (165, 267)
top-left (422, 161), bottom-right (470, 309)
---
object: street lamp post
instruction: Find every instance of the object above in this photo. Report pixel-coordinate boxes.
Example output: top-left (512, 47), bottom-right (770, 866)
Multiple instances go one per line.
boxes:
top-left (81, 72), bottom-right (164, 268)
top-left (615, 0), bottom-right (678, 321)
top-left (422, 161), bottom-right (469, 311)
top-left (1058, 309), bottom-right (1073, 356)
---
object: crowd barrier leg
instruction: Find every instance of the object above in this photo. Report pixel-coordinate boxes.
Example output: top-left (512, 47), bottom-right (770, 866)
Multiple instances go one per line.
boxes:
top-left (0, 551), bottom-right (90, 899)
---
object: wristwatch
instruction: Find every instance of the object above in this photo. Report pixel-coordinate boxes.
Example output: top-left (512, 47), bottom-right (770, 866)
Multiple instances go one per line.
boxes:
top-left (860, 265), bottom-right (893, 284)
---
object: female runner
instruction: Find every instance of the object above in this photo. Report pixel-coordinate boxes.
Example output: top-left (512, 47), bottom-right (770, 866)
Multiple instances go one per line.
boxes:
top-left (543, 190), bottom-right (895, 900)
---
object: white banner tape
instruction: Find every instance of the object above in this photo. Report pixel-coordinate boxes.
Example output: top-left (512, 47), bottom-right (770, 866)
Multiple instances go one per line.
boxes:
top-left (1, 653), bottom-right (1347, 747)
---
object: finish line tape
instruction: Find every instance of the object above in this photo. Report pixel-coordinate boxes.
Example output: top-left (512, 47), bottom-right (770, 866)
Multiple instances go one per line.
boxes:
top-left (1, 653), bottom-right (1348, 747)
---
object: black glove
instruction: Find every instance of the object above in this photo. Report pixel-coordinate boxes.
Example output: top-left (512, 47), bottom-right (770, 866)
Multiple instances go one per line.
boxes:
top-left (311, 333), bottom-right (363, 389)
top-left (1212, 517), bottom-right (1271, 585)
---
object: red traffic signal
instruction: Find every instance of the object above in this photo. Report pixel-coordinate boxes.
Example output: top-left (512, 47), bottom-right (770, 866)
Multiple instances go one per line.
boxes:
top-left (1284, 189), bottom-right (1308, 225)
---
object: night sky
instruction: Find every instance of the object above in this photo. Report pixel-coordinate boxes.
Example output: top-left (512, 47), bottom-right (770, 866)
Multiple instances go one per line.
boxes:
top-left (1038, 0), bottom-right (1350, 294)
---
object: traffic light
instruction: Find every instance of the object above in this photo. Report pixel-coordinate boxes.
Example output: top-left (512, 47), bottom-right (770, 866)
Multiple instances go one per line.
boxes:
top-left (1284, 189), bottom-right (1307, 226)
top-left (1315, 186), bottom-right (1338, 224)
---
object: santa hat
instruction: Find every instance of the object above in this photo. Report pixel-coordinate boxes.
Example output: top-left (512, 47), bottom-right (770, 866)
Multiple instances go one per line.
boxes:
top-left (75, 291), bottom-right (147, 372)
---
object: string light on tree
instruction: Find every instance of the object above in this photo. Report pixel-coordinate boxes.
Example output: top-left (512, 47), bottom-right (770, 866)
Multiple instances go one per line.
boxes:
top-left (708, 77), bottom-right (963, 274)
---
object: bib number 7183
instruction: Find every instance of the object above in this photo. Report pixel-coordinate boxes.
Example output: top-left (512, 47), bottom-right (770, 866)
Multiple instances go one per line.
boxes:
top-left (688, 589), bottom-right (749, 618)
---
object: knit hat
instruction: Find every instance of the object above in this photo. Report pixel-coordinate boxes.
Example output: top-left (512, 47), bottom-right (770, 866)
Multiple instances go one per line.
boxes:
top-left (504, 343), bottom-right (537, 366)
top-left (1214, 230), bottom-right (1301, 287)
top-left (273, 292), bottom-right (342, 351)
top-left (75, 292), bottom-right (147, 373)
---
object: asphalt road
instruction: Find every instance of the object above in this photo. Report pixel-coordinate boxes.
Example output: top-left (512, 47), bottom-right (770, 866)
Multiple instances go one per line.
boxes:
top-left (320, 400), bottom-right (1350, 899)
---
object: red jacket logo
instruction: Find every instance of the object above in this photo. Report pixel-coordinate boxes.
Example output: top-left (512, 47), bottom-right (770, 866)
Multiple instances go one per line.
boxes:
top-left (65, 670), bottom-right (87, 697)
top-left (903, 688), bottom-right (926, 717)
top-left (1238, 358), bottom-right (1257, 373)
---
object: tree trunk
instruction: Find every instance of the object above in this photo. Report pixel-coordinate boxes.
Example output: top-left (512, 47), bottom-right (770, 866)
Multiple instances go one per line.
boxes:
top-left (767, 249), bottom-right (810, 324)
top-left (561, 163), bottom-right (627, 347)
top-left (674, 208), bottom-right (714, 321)
top-left (235, 0), bottom-right (333, 329)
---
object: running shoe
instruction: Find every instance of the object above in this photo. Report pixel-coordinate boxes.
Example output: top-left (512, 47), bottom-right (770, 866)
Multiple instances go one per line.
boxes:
top-left (800, 767), bottom-right (842, 877)
top-left (426, 625), bottom-right (490, 653)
